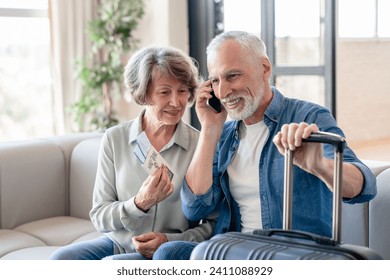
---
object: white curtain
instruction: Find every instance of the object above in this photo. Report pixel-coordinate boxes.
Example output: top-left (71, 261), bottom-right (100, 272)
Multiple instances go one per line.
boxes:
top-left (49, 0), bottom-right (97, 134)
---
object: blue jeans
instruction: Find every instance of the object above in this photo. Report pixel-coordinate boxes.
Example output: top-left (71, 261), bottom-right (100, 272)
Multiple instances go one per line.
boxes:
top-left (50, 236), bottom-right (115, 260)
top-left (152, 241), bottom-right (198, 260)
top-left (104, 253), bottom-right (149, 260)
top-left (50, 236), bottom-right (196, 260)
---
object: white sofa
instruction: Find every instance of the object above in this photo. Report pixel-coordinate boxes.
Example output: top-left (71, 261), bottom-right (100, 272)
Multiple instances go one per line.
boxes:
top-left (0, 133), bottom-right (390, 259)
top-left (0, 133), bottom-right (103, 259)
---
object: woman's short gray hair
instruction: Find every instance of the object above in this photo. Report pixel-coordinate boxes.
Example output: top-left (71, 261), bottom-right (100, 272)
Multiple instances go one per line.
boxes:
top-left (124, 46), bottom-right (200, 105)
top-left (206, 31), bottom-right (268, 64)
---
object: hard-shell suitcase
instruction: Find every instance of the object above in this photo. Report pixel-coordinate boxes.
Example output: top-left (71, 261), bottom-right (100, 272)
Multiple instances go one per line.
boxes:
top-left (190, 132), bottom-right (382, 260)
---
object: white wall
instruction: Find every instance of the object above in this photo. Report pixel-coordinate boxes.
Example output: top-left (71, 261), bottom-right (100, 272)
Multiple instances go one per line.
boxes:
top-left (136, 0), bottom-right (189, 52)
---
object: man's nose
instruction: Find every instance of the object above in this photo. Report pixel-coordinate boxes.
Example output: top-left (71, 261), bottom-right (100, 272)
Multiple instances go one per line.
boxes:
top-left (216, 81), bottom-right (231, 100)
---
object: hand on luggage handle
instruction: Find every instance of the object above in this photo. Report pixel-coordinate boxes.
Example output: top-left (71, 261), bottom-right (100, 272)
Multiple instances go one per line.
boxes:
top-left (302, 131), bottom-right (346, 153)
top-left (283, 131), bottom-right (346, 243)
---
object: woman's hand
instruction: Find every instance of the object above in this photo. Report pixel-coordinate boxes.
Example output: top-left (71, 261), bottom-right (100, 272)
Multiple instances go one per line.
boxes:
top-left (132, 232), bottom-right (168, 259)
top-left (134, 166), bottom-right (174, 212)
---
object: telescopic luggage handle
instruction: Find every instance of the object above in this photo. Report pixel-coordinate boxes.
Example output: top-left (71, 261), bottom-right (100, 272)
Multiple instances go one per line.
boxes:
top-left (283, 131), bottom-right (346, 242)
top-left (302, 131), bottom-right (345, 153)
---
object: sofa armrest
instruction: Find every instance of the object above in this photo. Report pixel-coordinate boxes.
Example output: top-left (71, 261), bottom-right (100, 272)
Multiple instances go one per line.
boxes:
top-left (369, 168), bottom-right (390, 259)
top-left (69, 137), bottom-right (102, 219)
top-left (361, 159), bottom-right (390, 176)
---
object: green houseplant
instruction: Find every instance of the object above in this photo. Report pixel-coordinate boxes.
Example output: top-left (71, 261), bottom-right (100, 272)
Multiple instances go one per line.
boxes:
top-left (71, 0), bottom-right (144, 131)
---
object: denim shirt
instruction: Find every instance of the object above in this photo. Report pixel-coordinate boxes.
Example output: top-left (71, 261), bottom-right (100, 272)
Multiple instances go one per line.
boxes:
top-left (181, 87), bottom-right (377, 238)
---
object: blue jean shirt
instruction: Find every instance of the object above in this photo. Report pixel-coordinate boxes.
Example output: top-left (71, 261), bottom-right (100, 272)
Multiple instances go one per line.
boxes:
top-left (181, 87), bottom-right (377, 238)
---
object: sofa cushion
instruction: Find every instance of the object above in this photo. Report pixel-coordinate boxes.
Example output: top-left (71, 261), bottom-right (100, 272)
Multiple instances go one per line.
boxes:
top-left (0, 229), bottom-right (46, 258)
top-left (14, 216), bottom-right (98, 246)
top-left (72, 231), bottom-right (103, 243)
top-left (0, 246), bottom-right (62, 260)
top-left (0, 216), bottom-right (103, 260)
top-left (0, 140), bottom-right (67, 229)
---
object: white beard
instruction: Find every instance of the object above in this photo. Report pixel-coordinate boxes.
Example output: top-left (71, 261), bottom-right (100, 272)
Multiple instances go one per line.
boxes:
top-left (223, 90), bottom-right (262, 121)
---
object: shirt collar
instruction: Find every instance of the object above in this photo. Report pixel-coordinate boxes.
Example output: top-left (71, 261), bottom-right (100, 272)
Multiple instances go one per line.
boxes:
top-left (264, 86), bottom-right (285, 124)
top-left (128, 109), bottom-right (145, 145)
top-left (172, 119), bottom-right (191, 150)
top-left (128, 109), bottom-right (191, 151)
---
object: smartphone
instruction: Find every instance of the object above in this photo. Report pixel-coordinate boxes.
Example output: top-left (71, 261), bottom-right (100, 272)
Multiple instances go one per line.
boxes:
top-left (206, 90), bottom-right (222, 113)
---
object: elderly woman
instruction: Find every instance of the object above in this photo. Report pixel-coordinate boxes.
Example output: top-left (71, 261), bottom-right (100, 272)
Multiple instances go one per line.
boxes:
top-left (50, 46), bottom-right (214, 260)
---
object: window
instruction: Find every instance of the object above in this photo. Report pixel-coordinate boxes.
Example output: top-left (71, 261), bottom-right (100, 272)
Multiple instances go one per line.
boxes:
top-left (224, 0), bottom-right (329, 108)
top-left (275, 0), bottom-right (323, 66)
top-left (377, 0), bottom-right (390, 37)
top-left (338, 0), bottom-right (390, 38)
top-left (221, 0), bottom-right (390, 160)
top-left (223, 0), bottom-right (261, 34)
top-left (273, 0), bottom-right (329, 109)
top-left (0, 0), bottom-right (52, 142)
top-left (336, 0), bottom-right (390, 160)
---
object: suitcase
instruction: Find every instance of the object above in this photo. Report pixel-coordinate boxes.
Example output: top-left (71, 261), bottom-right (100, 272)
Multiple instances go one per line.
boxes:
top-left (190, 131), bottom-right (383, 260)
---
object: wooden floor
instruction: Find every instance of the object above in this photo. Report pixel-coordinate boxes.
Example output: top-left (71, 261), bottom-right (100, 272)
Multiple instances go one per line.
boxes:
top-left (349, 138), bottom-right (390, 162)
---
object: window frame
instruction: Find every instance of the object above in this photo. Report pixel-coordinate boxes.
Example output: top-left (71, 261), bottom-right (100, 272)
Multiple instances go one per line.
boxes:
top-left (261, 0), bottom-right (336, 118)
top-left (0, 7), bottom-right (47, 17)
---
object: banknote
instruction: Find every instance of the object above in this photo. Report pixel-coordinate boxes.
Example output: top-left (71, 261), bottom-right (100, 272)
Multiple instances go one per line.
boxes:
top-left (142, 146), bottom-right (174, 181)
top-left (134, 132), bottom-right (174, 180)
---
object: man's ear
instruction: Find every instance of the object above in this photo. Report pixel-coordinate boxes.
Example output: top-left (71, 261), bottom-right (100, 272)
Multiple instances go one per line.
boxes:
top-left (261, 57), bottom-right (272, 81)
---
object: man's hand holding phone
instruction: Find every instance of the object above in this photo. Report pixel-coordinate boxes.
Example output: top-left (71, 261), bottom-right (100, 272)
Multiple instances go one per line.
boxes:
top-left (195, 80), bottom-right (227, 131)
top-left (206, 90), bottom-right (222, 113)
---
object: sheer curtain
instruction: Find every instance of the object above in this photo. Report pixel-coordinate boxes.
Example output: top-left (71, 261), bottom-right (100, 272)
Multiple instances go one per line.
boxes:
top-left (49, 0), bottom-right (97, 134)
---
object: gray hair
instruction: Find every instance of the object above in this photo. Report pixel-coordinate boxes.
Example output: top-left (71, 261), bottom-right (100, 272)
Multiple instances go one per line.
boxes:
top-left (206, 31), bottom-right (268, 64)
top-left (124, 46), bottom-right (200, 105)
